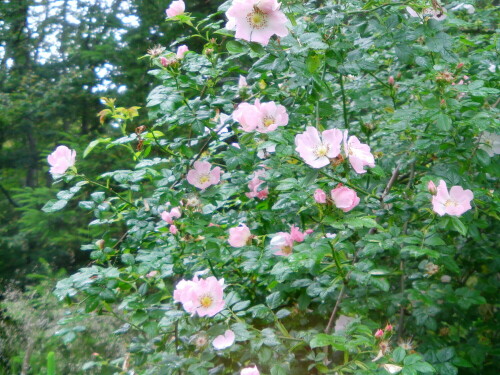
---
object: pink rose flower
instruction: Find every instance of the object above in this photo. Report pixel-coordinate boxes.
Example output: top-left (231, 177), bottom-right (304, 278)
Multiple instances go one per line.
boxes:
top-left (428, 180), bottom-right (437, 195)
top-left (212, 329), bottom-right (235, 350)
top-left (228, 224), bottom-right (252, 247)
top-left (232, 102), bottom-right (261, 132)
top-left (170, 224), bottom-right (178, 235)
top-left (187, 161), bottom-right (222, 190)
top-left (295, 126), bottom-right (343, 168)
top-left (253, 99), bottom-right (289, 133)
top-left (330, 184), bottom-right (360, 212)
top-left (176, 45), bottom-right (189, 59)
top-left (173, 279), bottom-right (198, 314)
top-left (226, 0), bottom-right (288, 46)
top-left (166, 0), bottom-right (185, 18)
top-left (246, 170), bottom-right (268, 199)
top-left (343, 131), bottom-right (375, 174)
top-left (432, 180), bottom-right (473, 216)
top-left (47, 145), bottom-right (76, 175)
top-left (161, 206), bottom-right (181, 224)
top-left (290, 225), bottom-right (305, 243)
top-left (314, 188), bottom-right (327, 203)
top-left (241, 366), bottom-right (260, 375)
top-left (173, 276), bottom-right (225, 317)
top-left (271, 232), bottom-right (294, 256)
top-left (233, 100), bottom-right (288, 133)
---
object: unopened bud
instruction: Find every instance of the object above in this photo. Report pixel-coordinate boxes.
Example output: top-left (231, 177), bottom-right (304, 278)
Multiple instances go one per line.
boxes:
top-left (388, 76), bottom-right (395, 86)
top-left (95, 239), bottom-right (105, 250)
top-left (456, 62), bottom-right (464, 70)
top-left (375, 329), bottom-right (384, 338)
top-left (428, 180), bottom-right (437, 195)
top-left (384, 324), bottom-right (393, 332)
top-left (258, 79), bottom-right (267, 90)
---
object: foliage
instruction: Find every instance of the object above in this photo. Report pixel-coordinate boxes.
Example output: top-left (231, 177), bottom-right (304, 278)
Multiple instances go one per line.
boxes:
top-left (42, 0), bottom-right (500, 374)
top-left (0, 259), bottom-right (130, 374)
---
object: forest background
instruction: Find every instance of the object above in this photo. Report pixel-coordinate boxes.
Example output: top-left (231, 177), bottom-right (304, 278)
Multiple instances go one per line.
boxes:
top-left (0, 0), bottom-right (217, 372)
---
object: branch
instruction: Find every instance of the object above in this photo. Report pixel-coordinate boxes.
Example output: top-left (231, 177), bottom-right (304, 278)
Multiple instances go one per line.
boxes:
top-left (0, 184), bottom-right (20, 207)
top-left (379, 162), bottom-right (401, 202)
top-left (324, 283), bottom-right (347, 334)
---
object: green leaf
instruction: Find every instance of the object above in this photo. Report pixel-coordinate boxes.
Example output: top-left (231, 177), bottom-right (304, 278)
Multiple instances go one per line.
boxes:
top-left (412, 362), bottom-right (436, 372)
top-left (42, 199), bottom-right (68, 213)
top-left (345, 217), bottom-right (382, 230)
top-left (310, 334), bottom-right (346, 350)
top-left (393, 347), bottom-right (406, 363)
top-left (271, 365), bottom-right (288, 375)
top-left (450, 217), bottom-right (467, 236)
top-left (436, 113), bottom-right (452, 131)
top-left (226, 40), bottom-right (247, 54)
top-left (83, 138), bottom-right (111, 158)
top-left (266, 292), bottom-right (284, 309)
top-left (404, 354), bottom-right (423, 365)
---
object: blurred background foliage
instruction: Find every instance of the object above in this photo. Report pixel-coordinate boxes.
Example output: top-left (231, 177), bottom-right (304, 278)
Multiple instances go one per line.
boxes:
top-left (0, 0), bottom-right (218, 284)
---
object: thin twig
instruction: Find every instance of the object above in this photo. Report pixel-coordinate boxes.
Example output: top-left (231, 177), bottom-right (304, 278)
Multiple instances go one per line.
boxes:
top-left (325, 283), bottom-right (347, 334)
top-left (380, 162), bottom-right (401, 202)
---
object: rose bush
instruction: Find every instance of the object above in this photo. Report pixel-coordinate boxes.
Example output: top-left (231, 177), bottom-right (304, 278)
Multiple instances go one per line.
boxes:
top-left (44, 0), bottom-right (498, 374)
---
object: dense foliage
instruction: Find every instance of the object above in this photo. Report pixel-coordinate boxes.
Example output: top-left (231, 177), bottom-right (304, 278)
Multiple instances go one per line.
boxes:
top-left (0, 0), bottom-right (218, 285)
top-left (9, 0), bottom-right (500, 374)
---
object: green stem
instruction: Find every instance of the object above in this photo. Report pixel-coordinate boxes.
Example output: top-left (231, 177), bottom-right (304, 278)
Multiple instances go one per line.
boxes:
top-left (339, 73), bottom-right (349, 129)
top-left (80, 176), bottom-right (137, 208)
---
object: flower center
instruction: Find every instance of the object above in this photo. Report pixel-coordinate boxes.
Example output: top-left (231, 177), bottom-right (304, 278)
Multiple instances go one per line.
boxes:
top-left (247, 7), bottom-right (267, 29)
top-left (199, 174), bottom-right (210, 184)
top-left (281, 245), bottom-right (292, 255)
top-left (314, 144), bottom-right (329, 158)
top-left (263, 117), bottom-right (275, 127)
top-left (444, 199), bottom-right (457, 207)
top-left (200, 295), bottom-right (213, 308)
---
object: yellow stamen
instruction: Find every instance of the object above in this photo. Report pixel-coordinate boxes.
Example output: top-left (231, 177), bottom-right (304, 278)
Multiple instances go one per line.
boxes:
top-left (199, 175), bottom-right (210, 184)
top-left (200, 295), bottom-right (213, 308)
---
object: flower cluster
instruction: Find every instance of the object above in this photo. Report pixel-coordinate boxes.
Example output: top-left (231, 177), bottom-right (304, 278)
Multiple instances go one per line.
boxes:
top-left (271, 225), bottom-right (310, 256)
top-left (161, 205), bottom-right (181, 234)
top-left (314, 184), bottom-right (360, 212)
top-left (246, 169), bottom-right (269, 199)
